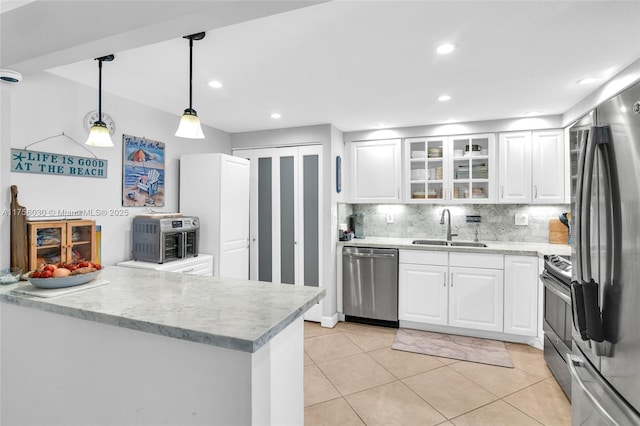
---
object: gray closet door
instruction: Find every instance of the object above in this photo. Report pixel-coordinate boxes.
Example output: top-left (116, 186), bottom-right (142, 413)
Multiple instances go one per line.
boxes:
top-left (236, 146), bottom-right (321, 292)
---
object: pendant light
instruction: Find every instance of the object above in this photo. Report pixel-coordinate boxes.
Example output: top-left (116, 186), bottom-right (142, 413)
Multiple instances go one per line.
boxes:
top-left (86, 54), bottom-right (115, 147)
top-left (175, 32), bottom-right (206, 139)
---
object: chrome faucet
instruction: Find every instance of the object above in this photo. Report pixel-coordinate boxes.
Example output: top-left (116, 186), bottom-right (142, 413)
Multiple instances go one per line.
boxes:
top-left (440, 209), bottom-right (458, 242)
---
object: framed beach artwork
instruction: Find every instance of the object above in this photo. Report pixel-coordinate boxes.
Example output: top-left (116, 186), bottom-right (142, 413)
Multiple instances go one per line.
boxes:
top-left (122, 134), bottom-right (165, 207)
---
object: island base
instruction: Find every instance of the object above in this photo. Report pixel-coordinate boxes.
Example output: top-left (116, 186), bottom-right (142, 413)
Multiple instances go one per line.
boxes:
top-left (1, 304), bottom-right (304, 425)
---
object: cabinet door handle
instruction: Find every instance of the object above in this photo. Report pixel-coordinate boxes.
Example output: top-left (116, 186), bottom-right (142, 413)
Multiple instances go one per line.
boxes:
top-left (451, 274), bottom-right (454, 288)
top-left (397, 187), bottom-right (400, 198)
top-left (443, 272), bottom-right (447, 287)
top-left (534, 184), bottom-right (538, 198)
top-left (500, 185), bottom-right (504, 198)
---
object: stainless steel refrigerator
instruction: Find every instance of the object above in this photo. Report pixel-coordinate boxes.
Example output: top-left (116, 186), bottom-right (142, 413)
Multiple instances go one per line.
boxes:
top-left (568, 80), bottom-right (640, 424)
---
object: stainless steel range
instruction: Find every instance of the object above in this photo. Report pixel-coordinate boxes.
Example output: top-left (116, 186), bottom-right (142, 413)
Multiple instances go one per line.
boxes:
top-left (540, 254), bottom-right (572, 399)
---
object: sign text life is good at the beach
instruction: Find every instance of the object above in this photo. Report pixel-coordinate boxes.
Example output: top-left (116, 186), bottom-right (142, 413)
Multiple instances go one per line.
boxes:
top-left (10, 149), bottom-right (108, 178)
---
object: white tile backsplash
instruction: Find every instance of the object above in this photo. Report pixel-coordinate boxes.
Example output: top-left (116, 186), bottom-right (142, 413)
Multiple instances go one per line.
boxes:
top-left (338, 203), bottom-right (570, 243)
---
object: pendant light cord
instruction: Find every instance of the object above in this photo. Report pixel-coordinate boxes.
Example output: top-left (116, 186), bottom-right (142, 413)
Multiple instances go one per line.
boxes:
top-left (189, 37), bottom-right (193, 110)
top-left (93, 54), bottom-right (114, 123)
top-left (98, 58), bottom-right (103, 122)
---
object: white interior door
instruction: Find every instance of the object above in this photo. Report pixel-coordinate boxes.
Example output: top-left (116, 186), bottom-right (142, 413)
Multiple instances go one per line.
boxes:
top-left (297, 145), bottom-right (322, 321)
top-left (218, 155), bottom-right (250, 279)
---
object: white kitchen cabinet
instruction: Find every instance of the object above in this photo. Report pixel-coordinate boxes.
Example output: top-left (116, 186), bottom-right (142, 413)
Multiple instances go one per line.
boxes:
top-left (504, 255), bottom-right (538, 336)
top-left (449, 266), bottom-right (504, 332)
top-left (117, 254), bottom-right (214, 276)
top-left (532, 130), bottom-right (565, 204)
top-left (498, 130), bottom-right (565, 204)
top-left (405, 134), bottom-right (496, 203)
top-left (399, 263), bottom-right (449, 324)
top-left (399, 250), bottom-right (503, 333)
top-left (350, 139), bottom-right (401, 203)
top-left (498, 131), bottom-right (532, 203)
top-left (180, 153), bottom-right (250, 279)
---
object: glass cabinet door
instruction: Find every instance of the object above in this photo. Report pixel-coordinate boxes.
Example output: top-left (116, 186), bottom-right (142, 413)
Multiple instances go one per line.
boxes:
top-left (68, 220), bottom-right (96, 263)
top-left (29, 222), bottom-right (66, 269)
top-left (406, 137), bottom-right (446, 202)
top-left (451, 134), bottom-right (494, 203)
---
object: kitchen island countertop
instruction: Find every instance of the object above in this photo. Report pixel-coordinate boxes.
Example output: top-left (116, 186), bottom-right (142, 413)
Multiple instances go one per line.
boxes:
top-left (338, 237), bottom-right (571, 257)
top-left (0, 266), bottom-right (325, 353)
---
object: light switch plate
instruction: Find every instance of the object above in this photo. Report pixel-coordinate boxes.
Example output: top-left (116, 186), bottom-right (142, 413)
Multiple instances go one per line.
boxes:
top-left (515, 213), bottom-right (528, 226)
top-left (386, 213), bottom-right (394, 224)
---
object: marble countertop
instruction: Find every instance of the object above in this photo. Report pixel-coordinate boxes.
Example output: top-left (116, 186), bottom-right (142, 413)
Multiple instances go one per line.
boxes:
top-left (0, 267), bottom-right (325, 353)
top-left (338, 237), bottom-right (571, 257)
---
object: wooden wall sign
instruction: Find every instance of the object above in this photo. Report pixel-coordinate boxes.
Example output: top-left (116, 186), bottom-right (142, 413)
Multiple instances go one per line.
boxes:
top-left (11, 148), bottom-right (108, 178)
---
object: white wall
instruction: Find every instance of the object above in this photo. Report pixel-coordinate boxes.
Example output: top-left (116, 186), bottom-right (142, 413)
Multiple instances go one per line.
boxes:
top-left (2, 72), bottom-right (230, 268)
top-left (0, 82), bottom-right (15, 269)
top-left (326, 124), bottom-right (345, 322)
top-left (231, 124), bottom-right (328, 149)
top-left (343, 115), bottom-right (564, 143)
top-left (562, 58), bottom-right (640, 126)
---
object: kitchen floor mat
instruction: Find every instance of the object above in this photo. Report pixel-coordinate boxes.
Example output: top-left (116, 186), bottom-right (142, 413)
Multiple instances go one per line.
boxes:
top-left (391, 328), bottom-right (513, 368)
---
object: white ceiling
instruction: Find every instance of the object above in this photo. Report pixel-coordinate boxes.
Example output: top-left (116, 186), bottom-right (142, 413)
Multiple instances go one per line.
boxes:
top-left (4, 1), bottom-right (640, 133)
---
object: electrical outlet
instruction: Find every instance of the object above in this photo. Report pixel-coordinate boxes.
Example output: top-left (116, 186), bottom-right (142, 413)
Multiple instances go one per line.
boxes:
top-left (515, 213), bottom-right (529, 226)
top-left (386, 213), bottom-right (394, 224)
top-left (466, 215), bottom-right (481, 223)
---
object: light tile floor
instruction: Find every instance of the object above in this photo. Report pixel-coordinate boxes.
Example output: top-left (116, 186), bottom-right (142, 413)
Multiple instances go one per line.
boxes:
top-left (304, 321), bottom-right (571, 426)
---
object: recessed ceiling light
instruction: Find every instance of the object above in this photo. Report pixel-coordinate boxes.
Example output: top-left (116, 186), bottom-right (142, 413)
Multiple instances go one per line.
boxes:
top-left (208, 80), bottom-right (223, 88)
top-left (438, 95), bottom-right (451, 102)
top-left (270, 113), bottom-right (281, 119)
top-left (436, 43), bottom-right (456, 55)
top-left (577, 77), bottom-right (598, 85)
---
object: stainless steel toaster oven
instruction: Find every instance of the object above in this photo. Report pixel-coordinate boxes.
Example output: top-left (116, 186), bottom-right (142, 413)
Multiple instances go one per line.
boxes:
top-left (132, 214), bottom-right (199, 263)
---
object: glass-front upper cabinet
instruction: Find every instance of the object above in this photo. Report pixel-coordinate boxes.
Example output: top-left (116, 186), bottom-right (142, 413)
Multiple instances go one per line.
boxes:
top-left (404, 134), bottom-right (496, 203)
top-left (450, 134), bottom-right (496, 203)
top-left (405, 137), bottom-right (447, 202)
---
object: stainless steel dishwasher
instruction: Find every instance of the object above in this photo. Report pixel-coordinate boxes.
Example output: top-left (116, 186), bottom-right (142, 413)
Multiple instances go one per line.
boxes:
top-left (342, 246), bottom-right (399, 328)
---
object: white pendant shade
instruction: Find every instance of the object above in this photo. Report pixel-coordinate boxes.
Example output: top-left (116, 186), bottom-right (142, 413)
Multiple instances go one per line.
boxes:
top-left (175, 109), bottom-right (205, 139)
top-left (85, 121), bottom-right (114, 147)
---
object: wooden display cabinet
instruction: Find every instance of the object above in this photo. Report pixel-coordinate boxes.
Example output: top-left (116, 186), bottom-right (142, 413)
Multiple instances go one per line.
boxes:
top-left (27, 220), bottom-right (96, 271)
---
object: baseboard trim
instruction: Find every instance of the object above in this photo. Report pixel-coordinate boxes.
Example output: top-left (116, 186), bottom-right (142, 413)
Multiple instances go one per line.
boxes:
top-left (321, 313), bottom-right (339, 328)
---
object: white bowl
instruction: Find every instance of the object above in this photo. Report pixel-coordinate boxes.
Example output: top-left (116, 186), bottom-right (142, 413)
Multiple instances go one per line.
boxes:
top-left (0, 267), bottom-right (23, 285)
top-left (28, 270), bottom-right (101, 289)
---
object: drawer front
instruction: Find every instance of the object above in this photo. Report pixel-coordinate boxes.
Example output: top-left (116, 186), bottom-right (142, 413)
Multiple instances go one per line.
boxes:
top-left (170, 262), bottom-right (212, 275)
top-left (399, 249), bottom-right (448, 266)
top-left (449, 252), bottom-right (503, 269)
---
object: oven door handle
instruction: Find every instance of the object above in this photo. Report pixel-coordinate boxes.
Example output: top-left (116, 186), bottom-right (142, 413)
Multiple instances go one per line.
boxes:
top-left (541, 274), bottom-right (571, 304)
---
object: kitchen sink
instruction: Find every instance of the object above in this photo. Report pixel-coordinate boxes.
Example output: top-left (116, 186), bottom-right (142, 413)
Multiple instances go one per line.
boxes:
top-left (411, 240), bottom-right (488, 248)
top-left (411, 239), bottom-right (449, 246)
top-left (448, 241), bottom-right (488, 248)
